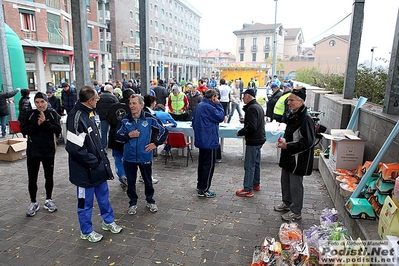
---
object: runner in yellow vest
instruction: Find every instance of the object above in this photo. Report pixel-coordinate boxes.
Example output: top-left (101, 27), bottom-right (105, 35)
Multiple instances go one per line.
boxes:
top-left (273, 83), bottom-right (292, 123)
top-left (168, 85), bottom-right (189, 121)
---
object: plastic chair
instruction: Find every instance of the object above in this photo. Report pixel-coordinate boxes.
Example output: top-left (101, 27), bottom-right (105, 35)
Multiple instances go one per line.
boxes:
top-left (165, 132), bottom-right (193, 167)
top-left (9, 121), bottom-right (22, 138)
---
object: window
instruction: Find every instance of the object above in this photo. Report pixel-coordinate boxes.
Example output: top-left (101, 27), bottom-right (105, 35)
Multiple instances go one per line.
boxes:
top-left (240, 38), bottom-right (244, 46)
top-left (161, 24), bottom-right (165, 35)
top-left (87, 27), bottom-right (92, 42)
top-left (264, 53), bottom-right (269, 59)
top-left (154, 21), bottom-right (158, 32)
top-left (240, 53), bottom-right (244, 62)
top-left (265, 37), bottom-right (270, 45)
top-left (46, 0), bottom-right (60, 9)
top-left (135, 31), bottom-right (140, 45)
top-left (19, 10), bottom-right (36, 32)
top-left (64, 19), bottom-right (69, 46)
top-left (135, 12), bottom-right (139, 24)
top-left (130, 30), bottom-right (134, 38)
top-left (252, 53), bottom-right (256, 62)
top-left (130, 11), bottom-right (133, 19)
top-left (47, 13), bottom-right (62, 44)
top-left (252, 38), bottom-right (257, 46)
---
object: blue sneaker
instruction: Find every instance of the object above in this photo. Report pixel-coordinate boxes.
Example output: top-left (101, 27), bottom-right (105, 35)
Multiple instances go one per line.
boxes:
top-left (198, 190), bottom-right (216, 198)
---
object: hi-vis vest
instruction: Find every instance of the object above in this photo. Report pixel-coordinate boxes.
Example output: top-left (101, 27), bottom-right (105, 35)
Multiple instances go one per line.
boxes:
top-left (273, 93), bottom-right (290, 116)
top-left (169, 93), bottom-right (186, 114)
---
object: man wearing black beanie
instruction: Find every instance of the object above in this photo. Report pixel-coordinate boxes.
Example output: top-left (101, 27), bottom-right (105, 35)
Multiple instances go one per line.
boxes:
top-left (275, 87), bottom-right (315, 221)
top-left (21, 92), bottom-right (62, 217)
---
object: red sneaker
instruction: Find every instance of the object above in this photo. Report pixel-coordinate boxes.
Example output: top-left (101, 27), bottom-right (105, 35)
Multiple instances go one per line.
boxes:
top-left (253, 185), bottom-right (261, 191)
top-left (235, 189), bottom-right (254, 197)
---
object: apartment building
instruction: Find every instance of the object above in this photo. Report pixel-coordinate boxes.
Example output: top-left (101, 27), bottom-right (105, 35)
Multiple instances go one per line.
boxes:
top-left (3, 0), bottom-right (109, 91)
top-left (109, 0), bottom-right (211, 83)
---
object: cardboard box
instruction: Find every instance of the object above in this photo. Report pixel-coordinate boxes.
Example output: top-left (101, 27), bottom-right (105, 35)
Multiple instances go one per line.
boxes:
top-left (378, 196), bottom-right (399, 240)
top-left (0, 138), bottom-right (27, 162)
top-left (322, 129), bottom-right (366, 170)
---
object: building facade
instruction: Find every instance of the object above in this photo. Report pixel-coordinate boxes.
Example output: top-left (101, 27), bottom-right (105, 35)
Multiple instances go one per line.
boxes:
top-left (109, 0), bottom-right (212, 83)
top-left (313, 34), bottom-right (349, 75)
top-left (3, 0), bottom-right (212, 92)
top-left (3, 0), bottom-right (109, 91)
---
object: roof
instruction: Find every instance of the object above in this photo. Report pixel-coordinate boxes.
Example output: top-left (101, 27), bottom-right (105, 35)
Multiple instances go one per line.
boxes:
top-left (313, 34), bottom-right (350, 46)
top-left (201, 49), bottom-right (235, 59)
top-left (233, 23), bottom-right (282, 35)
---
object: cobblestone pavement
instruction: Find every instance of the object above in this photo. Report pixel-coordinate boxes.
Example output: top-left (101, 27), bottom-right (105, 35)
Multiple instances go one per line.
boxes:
top-left (0, 129), bottom-right (334, 266)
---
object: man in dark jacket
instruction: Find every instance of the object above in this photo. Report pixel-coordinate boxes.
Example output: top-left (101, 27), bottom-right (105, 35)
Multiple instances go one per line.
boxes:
top-left (236, 89), bottom-right (266, 197)
top-left (46, 89), bottom-right (62, 116)
top-left (153, 80), bottom-right (169, 106)
top-left (185, 83), bottom-right (203, 120)
top-left (275, 87), bottom-right (315, 221)
top-left (96, 84), bottom-right (118, 148)
top-left (21, 92), bottom-right (61, 217)
top-left (0, 88), bottom-right (20, 138)
top-left (18, 89), bottom-right (32, 123)
top-left (65, 86), bottom-right (122, 243)
top-left (192, 89), bottom-right (224, 198)
top-left (106, 89), bottom-right (134, 188)
top-left (266, 83), bottom-right (282, 121)
top-left (61, 82), bottom-right (77, 115)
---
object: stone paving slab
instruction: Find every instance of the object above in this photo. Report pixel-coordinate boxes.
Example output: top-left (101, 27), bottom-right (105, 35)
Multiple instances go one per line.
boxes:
top-left (0, 133), bottom-right (335, 266)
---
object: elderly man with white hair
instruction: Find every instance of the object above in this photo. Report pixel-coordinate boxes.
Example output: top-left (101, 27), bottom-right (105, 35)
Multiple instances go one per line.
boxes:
top-left (97, 84), bottom-right (119, 148)
top-left (167, 85), bottom-right (189, 121)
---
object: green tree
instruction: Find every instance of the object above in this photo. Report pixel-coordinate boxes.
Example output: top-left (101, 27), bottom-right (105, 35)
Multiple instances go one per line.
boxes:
top-left (295, 65), bottom-right (387, 104)
top-left (355, 64), bottom-right (387, 104)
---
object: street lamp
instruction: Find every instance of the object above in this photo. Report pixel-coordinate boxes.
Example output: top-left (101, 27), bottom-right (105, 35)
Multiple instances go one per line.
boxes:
top-left (272, 0), bottom-right (278, 77)
top-left (370, 46), bottom-right (377, 69)
top-left (335, 57), bottom-right (340, 75)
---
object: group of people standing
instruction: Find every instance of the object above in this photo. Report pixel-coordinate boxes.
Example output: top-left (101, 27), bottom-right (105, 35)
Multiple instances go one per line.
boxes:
top-left (1, 72), bottom-right (316, 245)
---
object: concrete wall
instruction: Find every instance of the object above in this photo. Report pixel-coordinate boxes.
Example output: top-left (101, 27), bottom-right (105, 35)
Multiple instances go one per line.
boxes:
top-left (307, 89), bottom-right (399, 164)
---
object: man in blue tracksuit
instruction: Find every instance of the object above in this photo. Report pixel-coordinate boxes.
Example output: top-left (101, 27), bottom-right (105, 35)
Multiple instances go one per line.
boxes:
top-left (192, 89), bottom-right (225, 198)
top-left (66, 86), bottom-right (122, 243)
top-left (115, 94), bottom-right (168, 215)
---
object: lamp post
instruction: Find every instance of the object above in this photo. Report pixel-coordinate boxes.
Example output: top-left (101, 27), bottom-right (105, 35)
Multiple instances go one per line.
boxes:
top-left (272, 0), bottom-right (278, 77)
top-left (335, 57), bottom-right (340, 75)
top-left (370, 46), bottom-right (377, 69)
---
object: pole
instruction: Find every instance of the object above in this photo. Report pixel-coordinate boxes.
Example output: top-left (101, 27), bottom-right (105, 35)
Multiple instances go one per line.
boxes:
top-left (272, 0), bottom-right (278, 77)
top-left (370, 47), bottom-right (376, 69)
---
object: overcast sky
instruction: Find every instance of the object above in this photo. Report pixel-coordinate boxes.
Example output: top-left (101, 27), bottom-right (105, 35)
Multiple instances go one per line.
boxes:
top-left (193, 0), bottom-right (399, 65)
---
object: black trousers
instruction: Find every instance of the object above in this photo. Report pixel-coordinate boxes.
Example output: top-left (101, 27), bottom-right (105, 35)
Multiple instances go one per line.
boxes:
top-left (197, 148), bottom-right (217, 192)
top-left (27, 156), bottom-right (55, 202)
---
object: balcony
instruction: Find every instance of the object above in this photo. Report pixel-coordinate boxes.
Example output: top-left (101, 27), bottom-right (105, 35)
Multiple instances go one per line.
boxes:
top-left (264, 45), bottom-right (270, 51)
top-left (99, 10), bottom-right (110, 22)
top-left (116, 52), bottom-right (140, 61)
top-left (23, 31), bottom-right (36, 41)
top-left (46, 0), bottom-right (60, 9)
top-left (239, 46), bottom-right (245, 52)
top-left (251, 45), bottom-right (258, 52)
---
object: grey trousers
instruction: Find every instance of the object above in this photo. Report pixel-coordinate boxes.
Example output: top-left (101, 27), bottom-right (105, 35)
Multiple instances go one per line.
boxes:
top-left (281, 168), bottom-right (304, 215)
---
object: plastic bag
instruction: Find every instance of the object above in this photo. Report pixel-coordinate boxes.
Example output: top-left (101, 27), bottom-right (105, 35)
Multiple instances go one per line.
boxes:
top-left (265, 120), bottom-right (286, 135)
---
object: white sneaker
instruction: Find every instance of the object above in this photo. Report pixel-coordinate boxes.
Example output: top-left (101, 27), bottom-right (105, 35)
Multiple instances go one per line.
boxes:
top-left (128, 205), bottom-right (137, 215)
top-left (139, 176), bottom-right (159, 184)
top-left (146, 203), bottom-right (158, 212)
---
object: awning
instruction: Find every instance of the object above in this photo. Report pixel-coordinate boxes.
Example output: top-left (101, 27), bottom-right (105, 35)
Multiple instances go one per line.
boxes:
top-left (19, 8), bottom-right (35, 15)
